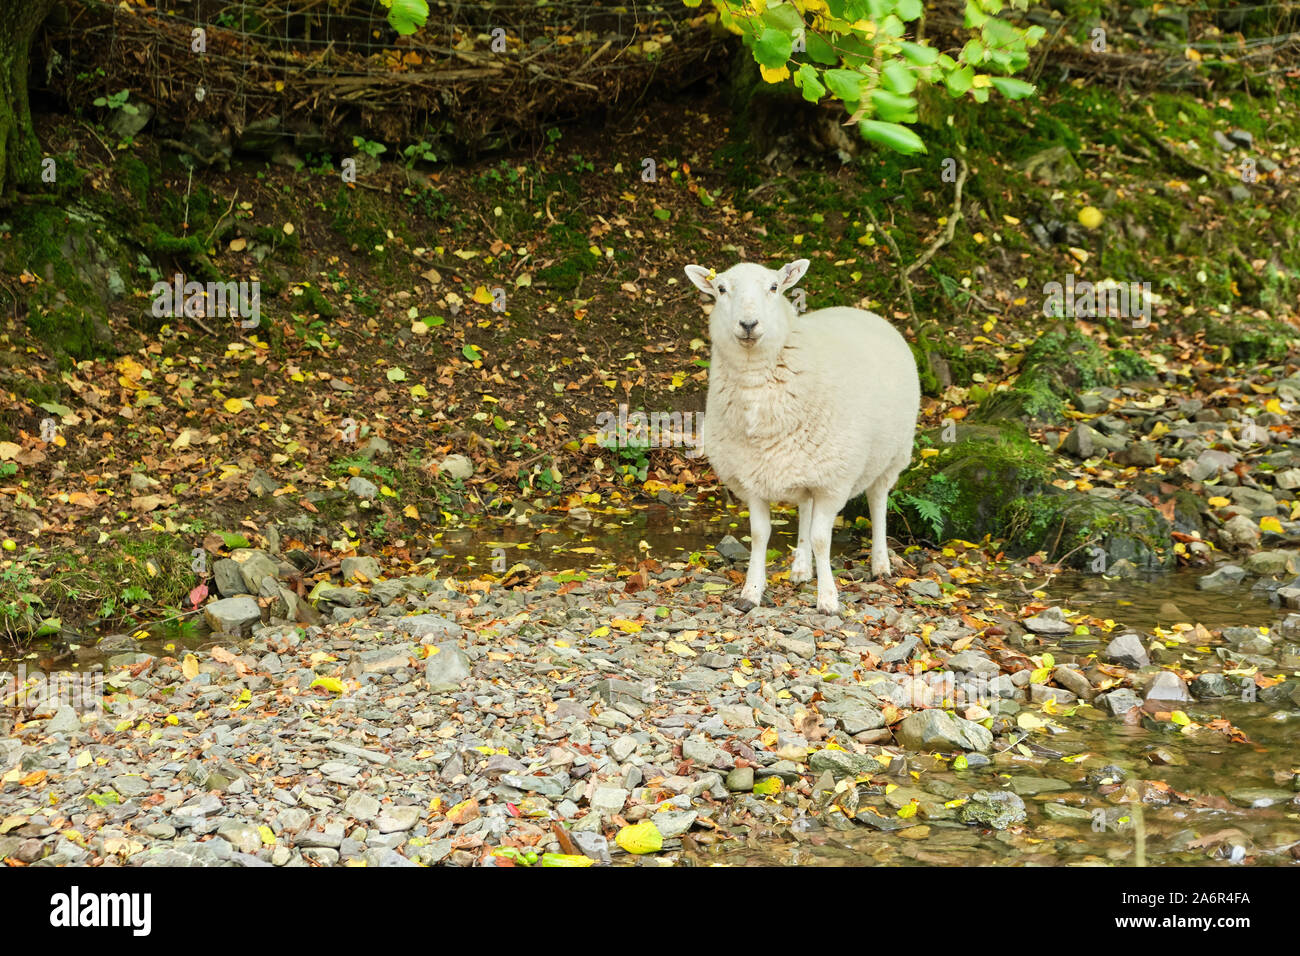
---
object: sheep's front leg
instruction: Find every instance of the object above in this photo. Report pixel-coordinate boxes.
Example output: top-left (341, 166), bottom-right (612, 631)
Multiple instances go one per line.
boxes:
top-left (737, 498), bottom-right (770, 611)
top-left (790, 493), bottom-right (813, 583)
top-left (810, 494), bottom-right (841, 615)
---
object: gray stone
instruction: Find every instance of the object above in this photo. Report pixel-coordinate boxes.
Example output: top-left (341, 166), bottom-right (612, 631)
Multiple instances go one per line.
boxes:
top-left (1245, 550), bottom-right (1294, 576)
top-left (725, 767), bottom-right (755, 792)
top-left (341, 556), bottom-right (382, 583)
top-left (1023, 607), bottom-right (1072, 635)
top-left (590, 787), bottom-right (628, 813)
top-left (230, 548), bottom-right (280, 593)
top-left (945, 651), bottom-right (999, 676)
top-left (1042, 803), bottom-right (1094, 822)
top-left (1198, 565), bottom-right (1247, 590)
top-left (958, 790), bottom-right (1027, 829)
top-left (716, 535), bottom-right (750, 562)
top-left (347, 476), bottom-right (379, 500)
top-left (1190, 673), bottom-right (1233, 699)
top-left (213, 558), bottom-right (249, 597)
top-left (1006, 775), bottom-right (1071, 796)
top-left (595, 679), bottom-right (651, 704)
top-left (570, 831), bottom-right (611, 863)
top-left (777, 635), bottom-right (816, 659)
top-left (808, 749), bottom-right (884, 777)
top-left (45, 705), bottom-right (81, 735)
top-left (1144, 671), bottom-right (1191, 704)
top-left (204, 596), bottom-right (262, 637)
top-left (1228, 788), bottom-right (1295, 809)
top-left (1274, 468), bottom-right (1300, 491)
top-left (1030, 683), bottom-right (1077, 706)
top-left (439, 454), bottom-right (475, 481)
top-left (1231, 487), bottom-right (1278, 518)
top-left (1103, 632), bottom-right (1149, 668)
top-left (502, 774), bottom-right (565, 797)
top-left (344, 793), bottom-right (381, 821)
top-left (111, 774), bottom-right (151, 797)
top-left (375, 806), bottom-right (421, 833)
top-left (1097, 688), bottom-right (1143, 716)
top-left (424, 642), bottom-right (471, 692)
top-left (1114, 441), bottom-right (1157, 467)
top-left (1052, 665), bottom-right (1095, 700)
top-left (895, 711), bottom-right (993, 753)
top-left (394, 613), bottom-right (463, 640)
top-left (651, 810), bottom-right (697, 839)
top-left (908, 579), bottom-right (941, 600)
top-left (216, 822), bottom-right (262, 854)
top-left (610, 735), bottom-right (639, 762)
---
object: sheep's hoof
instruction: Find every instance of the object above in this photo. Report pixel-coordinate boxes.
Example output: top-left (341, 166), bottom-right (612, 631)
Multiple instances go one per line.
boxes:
top-left (816, 599), bottom-right (840, 616)
top-left (789, 564), bottom-right (812, 584)
top-left (733, 597), bottom-right (757, 613)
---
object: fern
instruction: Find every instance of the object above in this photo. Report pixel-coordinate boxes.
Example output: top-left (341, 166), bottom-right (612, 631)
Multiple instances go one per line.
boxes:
top-left (901, 494), bottom-right (945, 540)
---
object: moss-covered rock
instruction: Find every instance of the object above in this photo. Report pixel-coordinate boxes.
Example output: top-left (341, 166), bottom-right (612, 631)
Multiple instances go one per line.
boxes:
top-left (882, 422), bottom-right (1055, 544)
top-left (1003, 491), bottom-right (1173, 570)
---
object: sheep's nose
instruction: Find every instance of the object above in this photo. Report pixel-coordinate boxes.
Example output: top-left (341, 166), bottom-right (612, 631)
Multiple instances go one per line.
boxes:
top-left (739, 319), bottom-right (758, 334)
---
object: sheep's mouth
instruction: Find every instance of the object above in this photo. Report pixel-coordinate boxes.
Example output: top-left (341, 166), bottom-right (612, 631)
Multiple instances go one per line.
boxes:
top-left (735, 332), bottom-right (762, 347)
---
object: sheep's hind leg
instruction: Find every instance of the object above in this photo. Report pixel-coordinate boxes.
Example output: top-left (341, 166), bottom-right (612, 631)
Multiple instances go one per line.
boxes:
top-left (867, 477), bottom-right (894, 579)
top-left (790, 492), bottom-right (813, 583)
top-left (736, 498), bottom-right (770, 612)
top-left (809, 493), bottom-right (840, 615)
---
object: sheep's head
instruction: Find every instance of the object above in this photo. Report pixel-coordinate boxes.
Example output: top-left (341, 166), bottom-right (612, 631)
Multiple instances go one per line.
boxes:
top-left (684, 259), bottom-right (809, 362)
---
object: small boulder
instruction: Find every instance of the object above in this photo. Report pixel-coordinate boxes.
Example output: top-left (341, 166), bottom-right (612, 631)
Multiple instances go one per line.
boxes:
top-left (204, 596), bottom-right (262, 637)
top-left (1103, 632), bottom-right (1149, 669)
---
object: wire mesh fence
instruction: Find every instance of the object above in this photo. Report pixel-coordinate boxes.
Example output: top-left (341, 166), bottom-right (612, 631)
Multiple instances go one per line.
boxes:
top-left (39, 0), bottom-right (733, 156)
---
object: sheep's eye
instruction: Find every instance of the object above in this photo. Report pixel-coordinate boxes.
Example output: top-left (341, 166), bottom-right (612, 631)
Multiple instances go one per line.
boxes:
top-left (769, 282), bottom-right (779, 292)
top-left (717, 285), bottom-right (727, 295)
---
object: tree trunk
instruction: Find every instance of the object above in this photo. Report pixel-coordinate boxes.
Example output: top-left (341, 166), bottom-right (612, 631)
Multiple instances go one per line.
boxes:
top-left (0, 0), bottom-right (57, 199)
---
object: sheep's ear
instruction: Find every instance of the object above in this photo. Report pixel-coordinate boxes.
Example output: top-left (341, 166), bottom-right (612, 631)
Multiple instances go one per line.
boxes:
top-left (777, 258), bottom-right (810, 291)
top-left (684, 265), bottom-right (717, 296)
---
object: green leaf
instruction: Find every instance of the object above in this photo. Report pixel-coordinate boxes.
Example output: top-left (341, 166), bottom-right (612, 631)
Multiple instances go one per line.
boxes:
top-left (35, 617), bottom-right (62, 637)
top-left (881, 60), bottom-right (917, 94)
top-left (824, 68), bottom-right (865, 104)
top-left (385, 0), bottom-right (428, 36)
top-left (989, 76), bottom-right (1037, 100)
top-left (462, 344), bottom-right (483, 362)
top-left (896, 0), bottom-right (923, 19)
top-left (218, 532), bottom-right (251, 549)
top-left (945, 65), bottom-right (974, 96)
top-left (753, 27), bottom-right (794, 68)
top-left (870, 90), bottom-right (918, 123)
top-left (796, 64), bottom-right (827, 102)
top-left (900, 41), bottom-right (941, 66)
top-left (761, 3), bottom-right (806, 33)
top-left (858, 120), bottom-right (927, 155)
top-left (805, 32), bottom-right (838, 65)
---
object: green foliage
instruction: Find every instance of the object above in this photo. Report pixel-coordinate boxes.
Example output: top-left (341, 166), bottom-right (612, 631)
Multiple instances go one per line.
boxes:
top-left (380, 0), bottom-right (429, 35)
top-left (92, 89), bottom-right (139, 115)
top-left (700, 0), bottom-right (1047, 154)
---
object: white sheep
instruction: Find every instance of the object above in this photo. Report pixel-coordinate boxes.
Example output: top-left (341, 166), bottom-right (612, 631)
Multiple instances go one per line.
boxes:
top-left (684, 258), bottom-right (920, 615)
